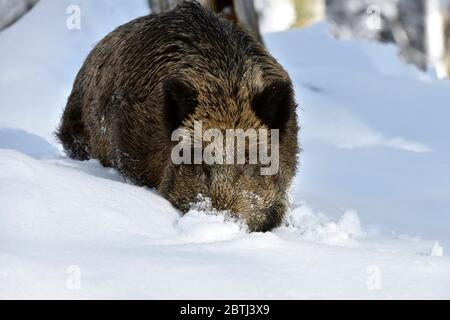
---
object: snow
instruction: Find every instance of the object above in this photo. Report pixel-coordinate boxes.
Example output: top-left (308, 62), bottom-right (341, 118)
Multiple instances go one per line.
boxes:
top-left (1, 0), bottom-right (450, 299)
top-left (0, 128), bottom-right (58, 158)
top-left (285, 203), bottom-right (364, 247)
top-left (176, 196), bottom-right (248, 243)
top-left (265, 24), bottom-right (450, 253)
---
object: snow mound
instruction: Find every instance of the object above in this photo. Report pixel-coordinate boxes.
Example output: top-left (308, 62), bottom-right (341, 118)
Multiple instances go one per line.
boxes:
top-left (0, 149), bottom-right (179, 245)
top-left (285, 202), bottom-right (364, 246)
top-left (177, 196), bottom-right (248, 243)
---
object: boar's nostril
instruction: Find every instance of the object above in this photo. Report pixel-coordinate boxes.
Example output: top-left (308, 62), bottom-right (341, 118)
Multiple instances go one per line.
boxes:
top-left (261, 203), bottom-right (284, 231)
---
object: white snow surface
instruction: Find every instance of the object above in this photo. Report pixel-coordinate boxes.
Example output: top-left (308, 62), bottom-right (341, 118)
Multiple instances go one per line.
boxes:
top-left (1, 0), bottom-right (450, 299)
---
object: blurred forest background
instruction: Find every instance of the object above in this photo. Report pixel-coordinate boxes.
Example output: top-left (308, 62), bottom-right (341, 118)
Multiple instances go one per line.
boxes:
top-left (1, 0), bottom-right (449, 78)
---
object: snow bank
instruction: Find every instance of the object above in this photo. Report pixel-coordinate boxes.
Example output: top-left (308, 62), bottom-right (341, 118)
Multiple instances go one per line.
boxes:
top-left (0, 150), bottom-right (179, 245)
top-left (1, 149), bottom-right (450, 299)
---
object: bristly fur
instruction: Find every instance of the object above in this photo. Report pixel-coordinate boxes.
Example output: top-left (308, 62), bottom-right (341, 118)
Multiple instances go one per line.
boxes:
top-left (57, 0), bottom-right (299, 232)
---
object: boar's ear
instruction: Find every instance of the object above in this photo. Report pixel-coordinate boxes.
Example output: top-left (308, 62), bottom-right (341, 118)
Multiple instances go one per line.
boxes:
top-left (251, 80), bottom-right (294, 133)
top-left (163, 78), bottom-right (198, 132)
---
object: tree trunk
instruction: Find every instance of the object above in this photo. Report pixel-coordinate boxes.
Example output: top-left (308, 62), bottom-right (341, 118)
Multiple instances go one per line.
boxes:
top-left (234, 0), bottom-right (263, 43)
top-left (147, 0), bottom-right (181, 12)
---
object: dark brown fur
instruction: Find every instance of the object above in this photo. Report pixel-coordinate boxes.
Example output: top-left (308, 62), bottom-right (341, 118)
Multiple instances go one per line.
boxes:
top-left (57, 1), bottom-right (299, 232)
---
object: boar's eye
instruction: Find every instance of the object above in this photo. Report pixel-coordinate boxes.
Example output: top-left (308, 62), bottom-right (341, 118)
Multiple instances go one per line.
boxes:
top-left (251, 80), bottom-right (294, 134)
top-left (163, 78), bottom-right (198, 133)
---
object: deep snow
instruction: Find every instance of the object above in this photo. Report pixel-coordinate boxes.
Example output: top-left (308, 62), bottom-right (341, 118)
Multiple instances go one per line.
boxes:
top-left (0, 0), bottom-right (450, 299)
